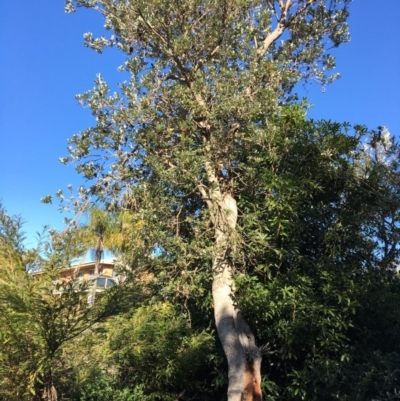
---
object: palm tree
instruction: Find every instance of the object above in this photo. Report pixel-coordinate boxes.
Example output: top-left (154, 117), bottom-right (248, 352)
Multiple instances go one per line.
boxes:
top-left (76, 208), bottom-right (125, 305)
top-left (78, 208), bottom-right (122, 278)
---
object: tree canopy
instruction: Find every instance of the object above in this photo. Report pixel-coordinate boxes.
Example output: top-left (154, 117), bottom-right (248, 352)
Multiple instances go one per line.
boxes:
top-left (2, 1), bottom-right (400, 400)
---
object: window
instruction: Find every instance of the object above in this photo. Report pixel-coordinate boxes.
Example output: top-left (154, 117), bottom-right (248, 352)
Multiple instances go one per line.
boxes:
top-left (96, 277), bottom-right (106, 288)
top-left (106, 278), bottom-right (116, 288)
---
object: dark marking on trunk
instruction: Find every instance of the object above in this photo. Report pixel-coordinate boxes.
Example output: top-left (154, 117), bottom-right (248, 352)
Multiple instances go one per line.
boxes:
top-left (243, 357), bottom-right (262, 401)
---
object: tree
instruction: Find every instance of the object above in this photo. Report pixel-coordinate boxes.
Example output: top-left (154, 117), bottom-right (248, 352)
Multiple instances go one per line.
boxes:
top-left (56, 1), bottom-right (400, 399)
top-left (76, 207), bottom-right (121, 277)
top-left (231, 118), bottom-right (400, 400)
top-left (51, 117), bottom-right (400, 400)
top-left (59, 302), bottom-right (218, 401)
top-left (0, 204), bottom-right (125, 401)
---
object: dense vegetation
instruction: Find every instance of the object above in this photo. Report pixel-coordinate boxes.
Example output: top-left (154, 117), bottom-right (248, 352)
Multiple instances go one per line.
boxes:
top-left (1, 1), bottom-right (400, 400)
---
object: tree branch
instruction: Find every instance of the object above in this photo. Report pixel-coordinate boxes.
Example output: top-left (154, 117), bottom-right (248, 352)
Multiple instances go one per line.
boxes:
top-left (257, 0), bottom-right (292, 59)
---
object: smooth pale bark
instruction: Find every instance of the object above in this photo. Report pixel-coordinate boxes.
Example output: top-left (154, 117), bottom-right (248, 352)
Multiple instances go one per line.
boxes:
top-left (202, 162), bottom-right (262, 401)
top-left (212, 253), bottom-right (262, 401)
top-left (194, 14), bottom-right (292, 396)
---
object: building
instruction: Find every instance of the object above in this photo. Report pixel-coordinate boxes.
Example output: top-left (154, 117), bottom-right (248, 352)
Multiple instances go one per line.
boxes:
top-left (29, 258), bottom-right (118, 305)
top-left (59, 258), bottom-right (118, 296)
top-left (59, 258), bottom-right (116, 282)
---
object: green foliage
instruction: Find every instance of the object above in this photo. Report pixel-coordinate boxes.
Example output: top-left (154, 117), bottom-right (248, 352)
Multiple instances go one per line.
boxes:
top-left (58, 302), bottom-right (222, 401)
top-left (48, 113), bottom-right (400, 401)
top-left (0, 205), bottom-right (126, 400)
top-left (108, 303), bottom-right (217, 400)
top-left (233, 118), bottom-right (400, 400)
top-left (31, 0), bottom-right (400, 399)
top-left (57, 0), bottom-right (353, 211)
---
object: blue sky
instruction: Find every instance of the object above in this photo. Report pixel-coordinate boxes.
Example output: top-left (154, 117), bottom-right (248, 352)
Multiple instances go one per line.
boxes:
top-left (0, 1), bottom-right (399, 247)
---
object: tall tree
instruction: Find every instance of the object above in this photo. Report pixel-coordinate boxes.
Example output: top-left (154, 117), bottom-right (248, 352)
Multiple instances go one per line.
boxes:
top-left (61, 1), bottom-right (357, 399)
top-left (77, 207), bottom-right (121, 277)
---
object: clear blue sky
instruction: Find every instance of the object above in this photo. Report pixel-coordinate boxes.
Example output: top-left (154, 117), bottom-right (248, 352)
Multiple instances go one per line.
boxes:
top-left (0, 1), bottom-right (399, 247)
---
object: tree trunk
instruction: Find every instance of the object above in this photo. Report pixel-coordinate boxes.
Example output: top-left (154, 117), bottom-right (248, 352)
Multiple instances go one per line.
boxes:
top-left (202, 162), bottom-right (262, 401)
top-left (42, 385), bottom-right (57, 401)
top-left (42, 375), bottom-right (57, 401)
top-left (212, 255), bottom-right (262, 401)
top-left (94, 245), bottom-right (102, 277)
top-left (90, 244), bottom-right (102, 305)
